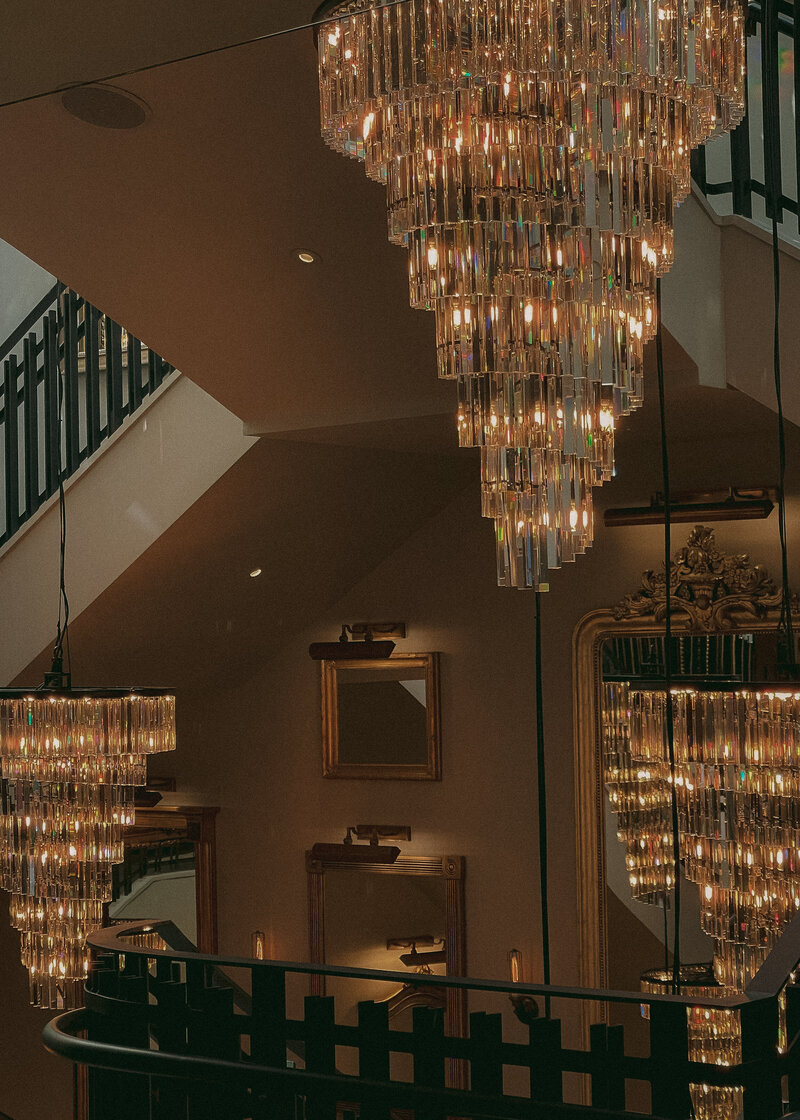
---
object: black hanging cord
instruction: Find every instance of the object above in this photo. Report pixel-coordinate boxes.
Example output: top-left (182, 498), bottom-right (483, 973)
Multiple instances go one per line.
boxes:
top-left (534, 590), bottom-right (551, 1017)
top-left (49, 294), bottom-right (71, 684)
top-left (771, 216), bottom-right (796, 674)
top-left (655, 277), bottom-right (682, 994)
top-left (0, 0), bottom-right (412, 114)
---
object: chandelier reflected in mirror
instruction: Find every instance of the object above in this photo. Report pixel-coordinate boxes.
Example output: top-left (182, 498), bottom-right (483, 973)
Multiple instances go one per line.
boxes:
top-left (316, 0), bottom-right (746, 587)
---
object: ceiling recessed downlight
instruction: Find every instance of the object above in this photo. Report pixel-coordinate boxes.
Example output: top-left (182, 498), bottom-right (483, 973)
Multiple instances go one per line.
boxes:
top-left (296, 250), bottom-right (319, 264)
top-left (61, 84), bottom-right (151, 130)
top-left (249, 568), bottom-right (262, 578)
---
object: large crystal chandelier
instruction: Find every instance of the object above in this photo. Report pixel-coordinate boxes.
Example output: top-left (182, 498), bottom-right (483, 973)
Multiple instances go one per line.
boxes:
top-left (0, 690), bottom-right (175, 1007)
top-left (316, 0), bottom-right (746, 588)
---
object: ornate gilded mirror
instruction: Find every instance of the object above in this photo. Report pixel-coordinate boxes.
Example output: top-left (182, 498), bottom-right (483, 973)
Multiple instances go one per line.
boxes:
top-left (321, 653), bottom-right (441, 780)
top-left (306, 848), bottom-right (466, 1043)
top-left (573, 526), bottom-right (795, 1047)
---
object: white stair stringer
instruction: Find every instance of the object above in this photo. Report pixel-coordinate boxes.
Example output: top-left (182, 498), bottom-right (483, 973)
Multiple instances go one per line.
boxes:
top-left (662, 189), bottom-right (800, 418)
top-left (0, 374), bottom-right (256, 686)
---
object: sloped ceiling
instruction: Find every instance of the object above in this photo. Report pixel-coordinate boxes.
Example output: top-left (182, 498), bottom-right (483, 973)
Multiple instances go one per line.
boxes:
top-left (0, 1), bottom-right (459, 434)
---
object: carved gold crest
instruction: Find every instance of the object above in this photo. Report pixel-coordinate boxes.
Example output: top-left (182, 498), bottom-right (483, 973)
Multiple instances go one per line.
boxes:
top-left (613, 526), bottom-right (794, 631)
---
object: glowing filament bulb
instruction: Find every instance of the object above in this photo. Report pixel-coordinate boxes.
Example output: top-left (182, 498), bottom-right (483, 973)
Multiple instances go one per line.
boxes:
top-left (524, 303), bottom-right (534, 324)
top-left (427, 246), bottom-right (438, 268)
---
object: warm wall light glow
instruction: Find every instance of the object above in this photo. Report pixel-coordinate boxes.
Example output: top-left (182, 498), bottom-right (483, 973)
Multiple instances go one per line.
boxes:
top-left (296, 250), bottom-right (318, 264)
top-left (249, 568), bottom-right (262, 578)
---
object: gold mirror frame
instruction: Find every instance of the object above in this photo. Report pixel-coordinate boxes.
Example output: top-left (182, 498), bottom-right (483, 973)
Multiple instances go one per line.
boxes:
top-left (572, 526), bottom-right (795, 1041)
top-left (306, 851), bottom-right (467, 1041)
top-left (321, 653), bottom-right (442, 780)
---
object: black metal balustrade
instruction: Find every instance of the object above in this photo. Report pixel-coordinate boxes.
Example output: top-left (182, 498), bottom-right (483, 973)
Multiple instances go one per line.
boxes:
top-left (44, 916), bottom-right (800, 1120)
top-left (691, 0), bottom-right (798, 231)
top-left (0, 283), bottom-right (175, 547)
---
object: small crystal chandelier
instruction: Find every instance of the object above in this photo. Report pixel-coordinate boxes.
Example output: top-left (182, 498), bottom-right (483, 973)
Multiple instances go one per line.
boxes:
top-left (316, 0), bottom-right (746, 588)
top-left (0, 687), bottom-right (176, 1008)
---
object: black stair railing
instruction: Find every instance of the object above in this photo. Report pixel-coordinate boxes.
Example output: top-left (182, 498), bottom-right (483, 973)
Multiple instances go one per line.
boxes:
top-left (691, 0), bottom-right (798, 233)
top-left (44, 915), bottom-right (800, 1120)
top-left (0, 284), bottom-right (175, 548)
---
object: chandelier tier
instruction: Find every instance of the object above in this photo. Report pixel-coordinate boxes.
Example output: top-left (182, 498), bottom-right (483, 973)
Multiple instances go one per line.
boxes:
top-left (0, 689), bottom-right (175, 1007)
top-left (316, 0), bottom-right (746, 588)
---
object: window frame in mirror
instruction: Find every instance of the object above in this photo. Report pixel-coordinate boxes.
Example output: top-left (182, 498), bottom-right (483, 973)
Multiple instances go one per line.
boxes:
top-left (321, 652), bottom-right (442, 780)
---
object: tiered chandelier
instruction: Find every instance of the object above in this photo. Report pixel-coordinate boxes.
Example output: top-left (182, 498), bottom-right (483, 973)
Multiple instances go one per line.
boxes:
top-left (316, 0), bottom-right (746, 588)
top-left (0, 688), bottom-right (175, 1008)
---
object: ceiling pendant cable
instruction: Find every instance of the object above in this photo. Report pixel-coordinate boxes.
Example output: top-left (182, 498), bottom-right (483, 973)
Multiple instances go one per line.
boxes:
top-left (655, 277), bottom-right (682, 995)
top-left (44, 292), bottom-right (71, 689)
top-left (534, 590), bottom-right (551, 1018)
top-left (771, 215), bottom-right (796, 676)
top-left (762, 0), bottom-right (796, 678)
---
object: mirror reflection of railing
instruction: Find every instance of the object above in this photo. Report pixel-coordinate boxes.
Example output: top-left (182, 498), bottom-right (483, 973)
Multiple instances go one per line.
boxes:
top-left (0, 283), bottom-right (175, 547)
top-left (44, 917), bottom-right (800, 1120)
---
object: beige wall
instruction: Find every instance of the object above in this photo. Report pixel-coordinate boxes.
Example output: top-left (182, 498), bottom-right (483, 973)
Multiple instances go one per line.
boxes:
top-left (3, 375), bottom-right (799, 1118)
top-left (158, 415), bottom-right (800, 1000)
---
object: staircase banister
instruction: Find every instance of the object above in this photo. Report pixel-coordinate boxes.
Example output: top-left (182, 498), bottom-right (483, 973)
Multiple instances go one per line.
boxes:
top-left (42, 1008), bottom-right (677, 1120)
top-left (0, 281), bottom-right (62, 366)
top-left (86, 919), bottom-right (777, 1012)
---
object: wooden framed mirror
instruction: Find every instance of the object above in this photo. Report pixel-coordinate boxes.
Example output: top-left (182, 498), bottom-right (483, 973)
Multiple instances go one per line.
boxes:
top-left (306, 848), bottom-right (466, 1042)
top-left (572, 525), bottom-right (794, 1047)
top-left (321, 653), bottom-right (441, 780)
top-left (111, 804), bottom-right (219, 952)
top-left (76, 803), bottom-right (219, 1119)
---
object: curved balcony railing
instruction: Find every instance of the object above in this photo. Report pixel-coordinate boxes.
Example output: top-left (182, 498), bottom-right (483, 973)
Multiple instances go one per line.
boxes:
top-left (44, 916), bottom-right (800, 1120)
top-left (0, 284), bottom-right (175, 547)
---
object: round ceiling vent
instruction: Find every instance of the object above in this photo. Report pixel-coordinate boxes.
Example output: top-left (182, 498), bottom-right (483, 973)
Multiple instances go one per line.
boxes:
top-left (61, 84), bottom-right (151, 130)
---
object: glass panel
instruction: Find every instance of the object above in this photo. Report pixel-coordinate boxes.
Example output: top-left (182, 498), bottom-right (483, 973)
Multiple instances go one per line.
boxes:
top-left (324, 868), bottom-right (447, 1041)
top-left (337, 665), bottom-right (428, 766)
top-left (109, 838), bottom-right (197, 945)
